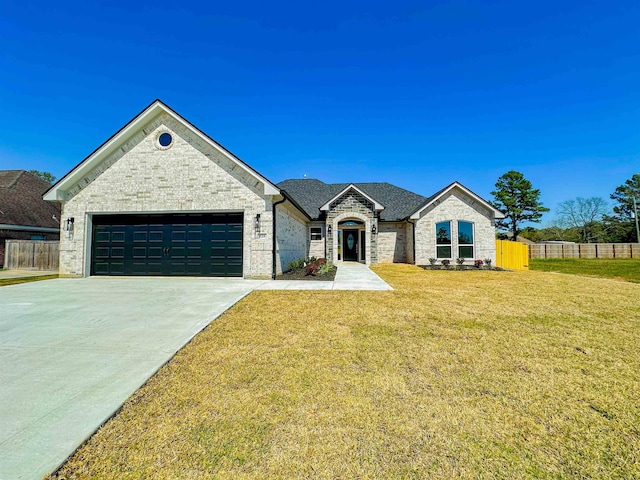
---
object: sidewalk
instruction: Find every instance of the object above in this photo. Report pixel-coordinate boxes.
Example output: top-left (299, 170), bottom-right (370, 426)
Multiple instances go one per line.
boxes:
top-left (0, 264), bottom-right (392, 290)
top-left (0, 269), bottom-right (59, 279)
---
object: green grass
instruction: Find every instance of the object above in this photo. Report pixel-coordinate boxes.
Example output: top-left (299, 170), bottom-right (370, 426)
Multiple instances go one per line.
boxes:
top-left (50, 265), bottom-right (640, 479)
top-left (530, 258), bottom-right (640, 283)
top-left (0, 274), bottom-right (59, 287)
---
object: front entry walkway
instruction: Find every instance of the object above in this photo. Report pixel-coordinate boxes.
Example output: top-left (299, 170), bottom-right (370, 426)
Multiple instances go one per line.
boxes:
top-left (254, 262), bottom-right (393, 291)
top-left (332, 261), bottom-right (393, 290)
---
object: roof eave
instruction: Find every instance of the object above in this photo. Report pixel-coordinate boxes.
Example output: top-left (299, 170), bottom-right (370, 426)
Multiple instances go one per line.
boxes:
top-left (0, 224), bottom-right (59, 233)
top-left (279, 190), bottom-right (312, 221)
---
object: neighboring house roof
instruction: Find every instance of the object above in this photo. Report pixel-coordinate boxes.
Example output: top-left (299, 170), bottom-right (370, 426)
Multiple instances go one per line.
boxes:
top-left (409, 181), bottom-right (505, 220)
top-left (277, 179), bottom-right (430, 221)
top-left (44, 99), bottom-right (280, 202)
top-left (0, 170), bottom-right (60, 231)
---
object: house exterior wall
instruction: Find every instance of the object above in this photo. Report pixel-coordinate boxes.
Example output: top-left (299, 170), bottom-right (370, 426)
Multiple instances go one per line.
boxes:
top-left (307, 222), bottom-right (326, 259)
top-left (406, 221), bottom-right (415, 264)
top-left (325, 190), bottom-right (377, 265)
top-left (376, 222), bottom-right (409, 263)
top-left (275, 202), bottom-right (308, 274)
top-left (58, 114), bottom-right (274, 278)
top-left (414, 189), bottom-right (496, 265)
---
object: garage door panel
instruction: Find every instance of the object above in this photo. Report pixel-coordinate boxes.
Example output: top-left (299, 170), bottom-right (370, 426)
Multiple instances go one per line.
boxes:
top-left (93, 262), bottom-right (110, 275)
top-left (187, 230), bottom-right (202, 242)
top-left (145, 262), bottom-right (163, 275)
top-left (91, 213), bottom-right (243, 277)
top-left (111, 231), bottom-right (125, 242)
top-left (107, 262), bottom-right (125, 275)
top-left (133, 231), bottom-right (147, 242)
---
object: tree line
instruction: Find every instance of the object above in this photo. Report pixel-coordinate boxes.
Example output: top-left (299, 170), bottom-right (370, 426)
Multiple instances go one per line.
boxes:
top-left (491, 171), bottom-right (640, 243)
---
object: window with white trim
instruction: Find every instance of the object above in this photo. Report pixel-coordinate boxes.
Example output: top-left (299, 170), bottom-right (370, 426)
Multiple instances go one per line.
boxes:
top-left (435, 221), bottom-right (451, 258)
top-left (458, 221), bottom-right (474, 258)
top-left (310, 227), bottom-right (323, 241)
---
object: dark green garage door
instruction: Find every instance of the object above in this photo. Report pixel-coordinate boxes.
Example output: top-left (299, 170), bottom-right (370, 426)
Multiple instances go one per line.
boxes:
top-left (91, 213), bottom-right (243, 277)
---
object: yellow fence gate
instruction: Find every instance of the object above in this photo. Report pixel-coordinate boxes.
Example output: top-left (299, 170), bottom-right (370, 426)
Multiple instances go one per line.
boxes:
top-left (495, 240), bottom-right (529, 270)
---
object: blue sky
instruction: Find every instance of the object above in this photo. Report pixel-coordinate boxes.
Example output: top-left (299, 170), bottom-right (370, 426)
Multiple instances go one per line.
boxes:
top-left (1, 0), bottom-right (639, 225)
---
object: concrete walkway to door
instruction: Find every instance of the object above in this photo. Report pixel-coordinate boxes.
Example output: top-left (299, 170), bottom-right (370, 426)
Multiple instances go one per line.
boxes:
top-left (254, 262), bottom-right (393, 291)
top-left (332, 261), bottom-right (393, 290)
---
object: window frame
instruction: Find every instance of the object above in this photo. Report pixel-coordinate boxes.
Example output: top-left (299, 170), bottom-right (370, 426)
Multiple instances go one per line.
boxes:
top-left (457, 220), bottom-right (475, 259)
top-left (435, 220), bottom-right (452, 259)
top-left (310, 226), bottom-right (323, 241)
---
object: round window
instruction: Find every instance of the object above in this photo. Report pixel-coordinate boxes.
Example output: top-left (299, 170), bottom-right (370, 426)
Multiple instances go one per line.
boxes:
top-left (158, 132), bottom-right (173, 147)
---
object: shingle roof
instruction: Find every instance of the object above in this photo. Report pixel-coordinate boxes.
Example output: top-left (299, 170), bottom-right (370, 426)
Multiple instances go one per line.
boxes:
top-left (0, 170), bottom-right (61, 228)
top-left (277, 178), bottom-right (431, 221)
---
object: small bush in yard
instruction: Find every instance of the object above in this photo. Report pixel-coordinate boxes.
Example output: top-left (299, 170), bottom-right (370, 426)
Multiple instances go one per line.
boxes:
top-left (456, 257), bottom-right (465, 267)
top-left (474, 259), bottom-right (484, 268)
top-left (441, 259), bottom-right (450, 268)
top-left (484, 258), bottom-right (492, 267)
top-left (317, 260), bottom-right (332, 275)
top-left (428, 258), bottom-right (437, 265)
top-left (287, 258), bottom-right (306, 271)
top-left (305, 263), bottom-right (319, 276)
top-left (283, 257), bottom-right (335, 279)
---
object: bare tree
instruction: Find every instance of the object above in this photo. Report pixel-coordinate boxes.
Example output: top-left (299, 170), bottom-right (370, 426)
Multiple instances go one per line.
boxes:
top-left (556, 197), bottom-right (609, 243)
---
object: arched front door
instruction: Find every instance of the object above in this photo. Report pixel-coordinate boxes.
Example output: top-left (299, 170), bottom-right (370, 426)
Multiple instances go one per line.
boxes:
top-left (343, 229), bottom-right (359, 261)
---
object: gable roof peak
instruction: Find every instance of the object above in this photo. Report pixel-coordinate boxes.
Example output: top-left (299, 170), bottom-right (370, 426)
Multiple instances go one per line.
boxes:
top-left (320, 183), bottom-right (385, 212)
top-left (44, 100), bottom-right (281, 201)
top-left (409, 180), bottom-right (505, 219)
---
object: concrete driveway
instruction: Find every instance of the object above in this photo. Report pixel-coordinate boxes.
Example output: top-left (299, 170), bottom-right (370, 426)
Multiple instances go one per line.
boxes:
top-left (0, 277), bottom-right (259, 480)
top-left (0, 266), bottom-right (391, 479)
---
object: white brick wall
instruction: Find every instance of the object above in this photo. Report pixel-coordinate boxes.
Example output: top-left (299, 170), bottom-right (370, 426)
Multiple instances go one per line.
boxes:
top-left (414, 188), bottom-right (497, 265)
top-left (307, 222), bottom-right (326, 260)
top-left (59, 114), bottom-right (274, 277)
top-left (275, 202), bottom-right (308, 274)
top-left (377, 222), bottom-right (409, 263)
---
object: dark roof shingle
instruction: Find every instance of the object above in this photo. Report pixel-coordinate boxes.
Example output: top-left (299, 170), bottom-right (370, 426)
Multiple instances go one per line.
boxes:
top-left (0, 170), bottom-right (61, 228)
top-left (277, 178), bottom-right (430, 221)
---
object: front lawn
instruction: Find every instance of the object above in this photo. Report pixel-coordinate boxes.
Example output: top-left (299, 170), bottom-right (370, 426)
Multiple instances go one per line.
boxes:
top-left (50, 265), bottom-right (640, 479)
top-left (530, 258), bottom-right (640, 283)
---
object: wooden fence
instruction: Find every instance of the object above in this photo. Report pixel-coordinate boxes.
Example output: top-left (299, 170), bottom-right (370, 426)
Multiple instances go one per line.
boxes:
top-left (495, 240), bottom-right (529, 270)
top-left (529, 243), bottom-right (640, 259)
top-left (3, 240), bottom-right (59, 270)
